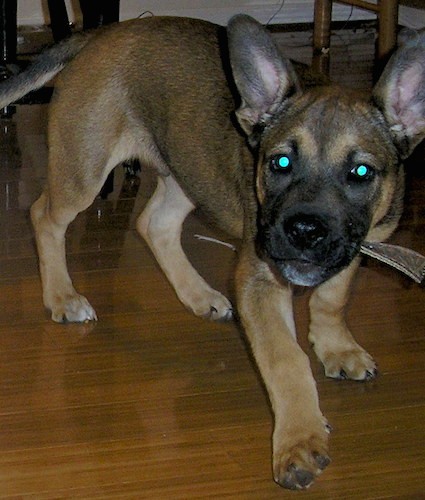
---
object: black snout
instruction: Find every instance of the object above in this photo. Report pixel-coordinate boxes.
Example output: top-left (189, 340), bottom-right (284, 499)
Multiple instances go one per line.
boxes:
top-left (258, 200), bottom-right (368, 287)
top-left (284, 214), bottom-right (328, 251)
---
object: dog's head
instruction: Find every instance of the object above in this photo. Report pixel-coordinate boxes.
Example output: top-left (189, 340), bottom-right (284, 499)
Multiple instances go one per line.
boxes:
top-left (228, 15), bottom-right (425, 286)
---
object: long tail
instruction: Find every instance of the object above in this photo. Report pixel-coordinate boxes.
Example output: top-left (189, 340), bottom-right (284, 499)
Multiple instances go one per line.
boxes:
top-left (0, 31), bottom-right (93, 108)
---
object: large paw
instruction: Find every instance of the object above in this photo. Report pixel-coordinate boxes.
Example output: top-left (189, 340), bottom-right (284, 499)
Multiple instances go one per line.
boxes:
top-left (321, 347), bottom-right (377, 381)
top-left (273, 426), bottom-right (331, 490)
top-left (50, 294), bottom-right (98, 323)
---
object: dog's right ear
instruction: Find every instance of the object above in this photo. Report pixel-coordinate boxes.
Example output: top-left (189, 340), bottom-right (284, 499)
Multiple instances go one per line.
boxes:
top-left (227, 14), bottom-right (300, 141)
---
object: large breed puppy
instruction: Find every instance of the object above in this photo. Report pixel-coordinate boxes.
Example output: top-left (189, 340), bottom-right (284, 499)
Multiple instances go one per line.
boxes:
top-left (0, 15), bottom-right (424, 489)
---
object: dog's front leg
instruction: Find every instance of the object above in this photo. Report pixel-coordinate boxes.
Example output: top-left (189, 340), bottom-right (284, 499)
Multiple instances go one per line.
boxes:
top-left (309, 258), bottom-right (377, 381)
top-left (236, 245), bottom-right (330, 490)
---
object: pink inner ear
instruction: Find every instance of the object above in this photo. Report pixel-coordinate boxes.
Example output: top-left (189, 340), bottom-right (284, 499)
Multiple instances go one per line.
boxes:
top-left (253, 53), bottom-right (286, 107)
top-left (399, 64), bottom-right (422, 110)
top-left (392, 63), bottom-right (425, 134)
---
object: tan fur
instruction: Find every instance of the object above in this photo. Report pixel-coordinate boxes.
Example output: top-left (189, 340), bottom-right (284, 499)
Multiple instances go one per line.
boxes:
top-left (1, 15), bottom-right (422, 490)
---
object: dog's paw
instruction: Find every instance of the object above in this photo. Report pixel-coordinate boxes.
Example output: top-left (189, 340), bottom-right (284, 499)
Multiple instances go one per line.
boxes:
top-left (183, 288), bottom-right (233, 321)
top-left (321, 347), bottom-right (377, 381)
top-left (50, 294), bottom-right (98, 323)
top-left (273, 425), bottom-right (331, 490)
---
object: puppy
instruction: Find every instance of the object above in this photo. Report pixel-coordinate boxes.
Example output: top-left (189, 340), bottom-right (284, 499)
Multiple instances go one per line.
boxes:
top-left (0, 15), bottom-right (424, 489)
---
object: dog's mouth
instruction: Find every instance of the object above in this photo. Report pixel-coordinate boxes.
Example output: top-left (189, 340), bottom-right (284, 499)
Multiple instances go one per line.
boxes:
top-left (257, 209), bottom-right (366, 287)
top-left (266, 256), bottom-right (341, 287)
top-left (257, 226), bottom-right (360, 287)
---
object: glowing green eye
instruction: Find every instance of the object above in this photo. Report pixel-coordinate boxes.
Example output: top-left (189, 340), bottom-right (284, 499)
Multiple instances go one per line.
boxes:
top-left (278, 156), bottom-right (290, 168)
top-left (355, 165), bottom-right (368, 177)
top-left (349, 164), bottom-right (374, 181)
top-left (271, 154), bottom-right (292, 172)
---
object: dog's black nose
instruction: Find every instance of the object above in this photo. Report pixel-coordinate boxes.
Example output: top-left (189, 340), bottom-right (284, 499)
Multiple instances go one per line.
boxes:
top-left (284, 214), bottom-right (328, 250)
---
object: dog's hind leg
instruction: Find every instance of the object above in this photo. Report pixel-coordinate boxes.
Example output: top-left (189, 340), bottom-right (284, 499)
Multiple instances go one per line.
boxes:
top-left (31, 188), bottom-right (98, 323)
top-left (308, 258), bottom-right (377, 381)
top-left (137, 175), bottom-right (233, 321)
top-left (30, 133), bottom-right (121, 322)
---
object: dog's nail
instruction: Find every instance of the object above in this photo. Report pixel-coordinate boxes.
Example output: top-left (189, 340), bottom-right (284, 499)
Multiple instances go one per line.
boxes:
top-left (314, 452), bottom-right (331, 470)
top-left (283, 465), bottom-right (315, 489)
top-left (225, 308), bottom-right (234, 320)
top-left (325, 422), bottom-right (333, 433)
top-left (339, 369), bottom-right (348, 379)
top-left (365, 368), bottom-right (378, 380)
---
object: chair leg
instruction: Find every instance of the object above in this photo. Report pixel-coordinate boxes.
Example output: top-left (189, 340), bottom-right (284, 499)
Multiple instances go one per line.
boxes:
top-left (0, 0), bottom-right (17, 69)
top-left (376, 0), bottom-right (398, 75)
top-left (47, 0), bottom-right (72, 42)
top-left (79, 0), bottom-right (120, 30)
top-left (313, 0), bottom-right (333, 75)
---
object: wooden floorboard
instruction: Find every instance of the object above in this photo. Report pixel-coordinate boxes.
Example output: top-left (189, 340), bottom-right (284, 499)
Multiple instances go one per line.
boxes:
top-left (0, 24), bottom-right (424, 498)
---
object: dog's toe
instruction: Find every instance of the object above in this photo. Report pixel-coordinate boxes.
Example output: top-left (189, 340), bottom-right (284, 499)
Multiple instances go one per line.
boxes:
top-left (274, 446), bottom-right (330, 490)
top-left (51, 294), bottom-right (97, 323)
top-left (273, 424), bottom-right (330, 490)
top-left (280, 465), bottom-right (315, 490)
top-left (365, 368), bottom-right (378, 380)
top-left (322, 348), bottom-right (377, 381)
top-left (186, 288), bottom-right (233, 321)
top-left (208, 304), bottom-right (233, 322)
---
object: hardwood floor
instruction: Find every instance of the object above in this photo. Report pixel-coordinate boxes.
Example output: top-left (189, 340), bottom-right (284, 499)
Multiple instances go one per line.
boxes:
top-left (0, 24), bottom-right (424, 498)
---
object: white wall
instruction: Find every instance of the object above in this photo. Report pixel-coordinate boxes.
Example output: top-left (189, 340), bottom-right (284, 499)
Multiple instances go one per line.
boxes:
top-left (17, 0), bottom-right (425, 29)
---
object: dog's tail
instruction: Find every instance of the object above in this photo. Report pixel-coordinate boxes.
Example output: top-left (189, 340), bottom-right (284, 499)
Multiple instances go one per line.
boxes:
top-left (0, 31), bottom-right (93, 108)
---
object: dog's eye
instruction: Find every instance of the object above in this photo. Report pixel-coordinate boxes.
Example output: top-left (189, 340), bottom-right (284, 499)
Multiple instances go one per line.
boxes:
top-left (270, 154), bottom-right (292, 173)
top-left (348, 164), bottom-right (374, 182)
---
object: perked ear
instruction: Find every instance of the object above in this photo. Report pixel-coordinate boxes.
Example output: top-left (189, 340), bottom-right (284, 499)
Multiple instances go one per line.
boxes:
top-left (227, 14), bottom-right (300, 140)
top-left (373, 28), bottom-right (425, 159)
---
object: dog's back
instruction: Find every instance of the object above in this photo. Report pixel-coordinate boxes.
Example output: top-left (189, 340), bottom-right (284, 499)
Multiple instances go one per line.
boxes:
top-left (51, 17), bottom-right (247, 236)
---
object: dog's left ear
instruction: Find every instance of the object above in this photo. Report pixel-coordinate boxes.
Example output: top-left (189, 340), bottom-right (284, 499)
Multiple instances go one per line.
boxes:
top-left (227, 14), bottom-right (300, 141)
top-left (373, 29), bottom-right (425, 158)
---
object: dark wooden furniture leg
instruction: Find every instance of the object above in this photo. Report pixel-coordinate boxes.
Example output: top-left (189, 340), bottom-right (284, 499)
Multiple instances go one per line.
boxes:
top-left (376, 0), bottom-right (399, 71)
top-left (312, 0), bottom-right (399, 77)
top-left (79, 0), bottom-right (120, 30)
top-left (47, 0), bottom-right (72, 42)
top-left (0, 0), bottom-right (17, 115)
top-left (313, 0), bottom-right (333, 75)
top-left (0, 0), bottom-right (17, 72)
